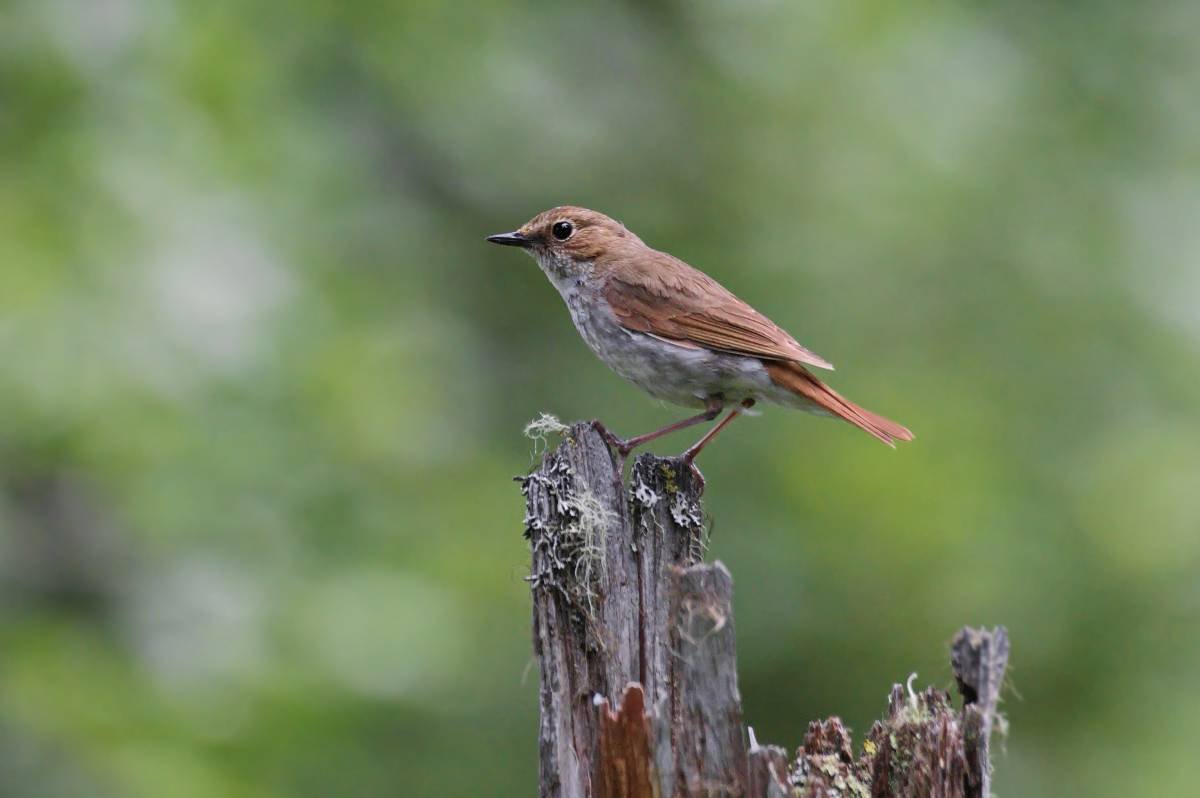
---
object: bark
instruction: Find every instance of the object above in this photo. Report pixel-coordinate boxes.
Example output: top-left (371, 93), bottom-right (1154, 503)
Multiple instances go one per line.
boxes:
top-left (519, 421), bottom-right (1009, 798)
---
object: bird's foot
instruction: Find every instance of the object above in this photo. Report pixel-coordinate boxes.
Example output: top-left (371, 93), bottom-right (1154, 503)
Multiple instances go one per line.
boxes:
top-left (590, 420), bottom-right (634, 459)
top-left (678, 438), bottom-right (707, 491)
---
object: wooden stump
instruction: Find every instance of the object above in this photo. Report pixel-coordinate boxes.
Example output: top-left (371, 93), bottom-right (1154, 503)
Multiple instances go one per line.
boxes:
top-left (519, 422), bottom-right (1009, 798)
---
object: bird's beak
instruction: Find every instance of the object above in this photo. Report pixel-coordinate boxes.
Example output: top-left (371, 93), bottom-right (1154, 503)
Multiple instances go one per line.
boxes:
top-left (486, 230), bottom-right (533, 248)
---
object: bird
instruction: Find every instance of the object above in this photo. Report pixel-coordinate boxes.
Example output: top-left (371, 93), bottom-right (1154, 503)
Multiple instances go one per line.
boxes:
top-left (488, 206), bottom-right (911, 478)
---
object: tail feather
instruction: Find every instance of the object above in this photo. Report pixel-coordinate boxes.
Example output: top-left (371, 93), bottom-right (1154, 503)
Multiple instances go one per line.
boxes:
top-left (764, 361), bottom-right (913, 447)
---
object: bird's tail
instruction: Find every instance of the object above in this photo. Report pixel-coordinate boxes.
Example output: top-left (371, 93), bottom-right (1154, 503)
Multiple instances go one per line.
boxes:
top-left (764, 361), bottom-right (914, 447)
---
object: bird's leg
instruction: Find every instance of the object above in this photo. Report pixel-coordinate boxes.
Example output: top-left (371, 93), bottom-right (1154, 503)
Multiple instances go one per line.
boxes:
top-left (679, 399), bottom-right (756, 488)
top-left (592, 398), bottom-right (724, 459)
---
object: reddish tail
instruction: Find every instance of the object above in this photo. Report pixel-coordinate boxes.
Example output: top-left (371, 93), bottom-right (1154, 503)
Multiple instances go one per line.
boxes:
top-left (765, 362), bottom-right (914, 447)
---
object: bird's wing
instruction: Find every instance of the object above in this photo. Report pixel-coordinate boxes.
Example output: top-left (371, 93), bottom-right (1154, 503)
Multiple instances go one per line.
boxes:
top-left (602, 250), bottom-right (834, 370)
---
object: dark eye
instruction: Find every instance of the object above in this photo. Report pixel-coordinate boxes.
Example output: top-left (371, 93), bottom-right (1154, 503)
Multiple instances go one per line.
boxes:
top-left (552, 220), bottom-right (574, 241)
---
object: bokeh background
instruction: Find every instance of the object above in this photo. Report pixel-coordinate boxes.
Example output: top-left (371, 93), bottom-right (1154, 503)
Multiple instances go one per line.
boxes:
top-left (3, 1), bottom-right (1200, 795)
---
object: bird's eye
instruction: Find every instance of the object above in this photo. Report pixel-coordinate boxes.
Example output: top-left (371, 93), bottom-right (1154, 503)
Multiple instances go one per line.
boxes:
top-left (552, 220), bottom-right (574, 241)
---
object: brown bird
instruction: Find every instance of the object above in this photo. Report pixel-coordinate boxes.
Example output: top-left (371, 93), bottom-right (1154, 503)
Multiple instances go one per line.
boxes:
top-left (488, 206), bottom-right (911, 476)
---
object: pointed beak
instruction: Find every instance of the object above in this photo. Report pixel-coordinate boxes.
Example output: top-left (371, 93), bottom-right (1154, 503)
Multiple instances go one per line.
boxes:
top-left (486, 230), bottom-right (532, 248)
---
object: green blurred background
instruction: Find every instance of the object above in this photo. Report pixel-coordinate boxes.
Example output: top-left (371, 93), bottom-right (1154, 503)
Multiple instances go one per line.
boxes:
top-left (3, 1), bottom-right (1199, 795)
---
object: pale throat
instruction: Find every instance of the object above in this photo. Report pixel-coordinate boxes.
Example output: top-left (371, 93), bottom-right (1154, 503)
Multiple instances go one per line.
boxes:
top-left (529, 249), bottom-right (597, 294)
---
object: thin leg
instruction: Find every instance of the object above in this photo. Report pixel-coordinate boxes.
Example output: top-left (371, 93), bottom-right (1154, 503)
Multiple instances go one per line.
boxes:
top-left (593, 398), bottom-right (723, 458)
top-left (679, 399), bottom-right (756, 487)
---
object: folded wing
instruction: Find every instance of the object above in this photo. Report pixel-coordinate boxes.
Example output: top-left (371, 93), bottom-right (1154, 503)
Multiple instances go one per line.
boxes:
top-left (602, 249), bottom-right (835, 370)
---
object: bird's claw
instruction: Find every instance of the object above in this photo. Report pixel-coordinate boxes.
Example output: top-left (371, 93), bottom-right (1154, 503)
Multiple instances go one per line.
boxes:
top-left (682, 458), bottom-right (706, 493)
top-left (591, 421), bottom-right (633, 459)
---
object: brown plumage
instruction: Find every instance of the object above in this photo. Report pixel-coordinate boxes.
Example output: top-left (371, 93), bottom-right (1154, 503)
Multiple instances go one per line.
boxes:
top-left (602, 257), bottom-right (835, 370)
top-left (487, 206), bottom-right (912, 464)
top-left (763, 361), bottom-right (913, 446)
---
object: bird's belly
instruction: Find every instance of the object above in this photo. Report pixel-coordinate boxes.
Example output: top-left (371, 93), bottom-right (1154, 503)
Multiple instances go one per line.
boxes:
top-left (604, 338), bottom-right (768, 407)
top-left (566, 295), bottom-right (775, 408)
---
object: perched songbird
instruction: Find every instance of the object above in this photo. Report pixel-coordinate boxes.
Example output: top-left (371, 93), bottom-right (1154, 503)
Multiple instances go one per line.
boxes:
top-left (488, 206), bottom-right (911, 474)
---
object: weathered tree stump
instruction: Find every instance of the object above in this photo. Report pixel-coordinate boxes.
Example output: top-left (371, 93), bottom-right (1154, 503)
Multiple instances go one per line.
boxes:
top-left (519, 421), bottom-right (1008, 798)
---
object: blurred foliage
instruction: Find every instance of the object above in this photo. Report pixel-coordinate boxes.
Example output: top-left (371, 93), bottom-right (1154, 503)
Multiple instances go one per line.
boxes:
top-left (2, 0), bottom-right (1200, 795)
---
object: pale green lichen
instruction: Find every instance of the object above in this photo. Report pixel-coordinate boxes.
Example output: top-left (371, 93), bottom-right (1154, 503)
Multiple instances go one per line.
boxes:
top-left (520, 450), bottom-right (614, 626)
top-left (523, 412), bottom-right (570, 456)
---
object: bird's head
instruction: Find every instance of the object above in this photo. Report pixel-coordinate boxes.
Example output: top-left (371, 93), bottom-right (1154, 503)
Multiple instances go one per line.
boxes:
top-left (487, 206), bottom-right (640, 277)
